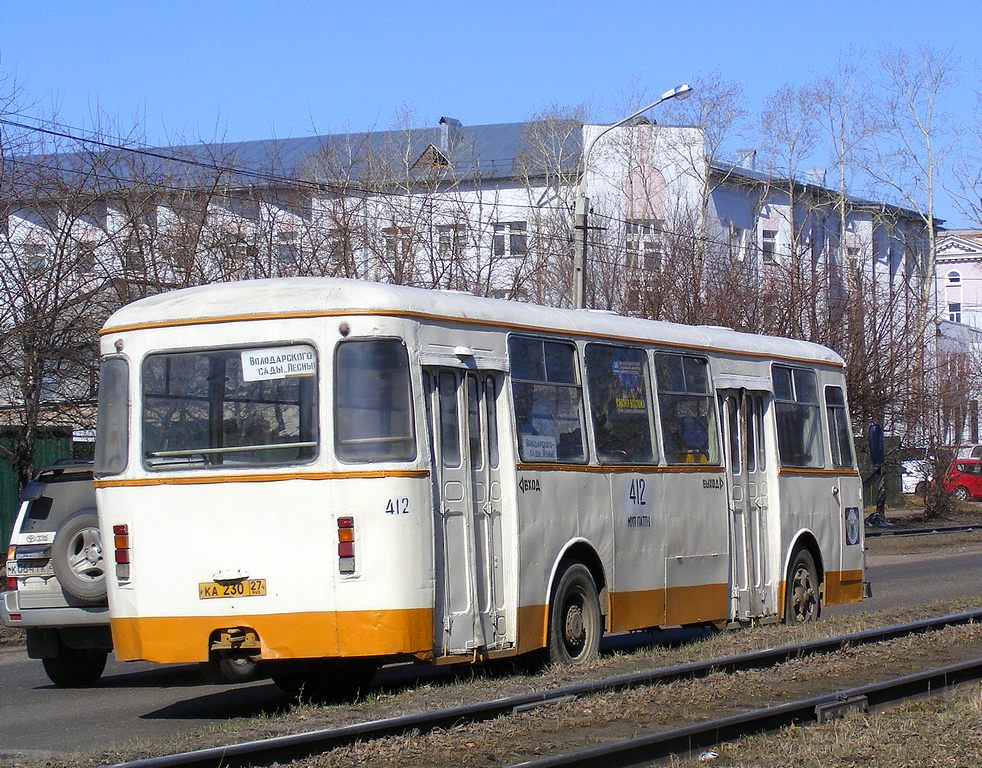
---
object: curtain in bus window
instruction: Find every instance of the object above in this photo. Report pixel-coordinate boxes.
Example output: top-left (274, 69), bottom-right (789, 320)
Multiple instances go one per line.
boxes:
top-left (335, 339), bottom-right (416, 463)
top-left (826, 386), bottom-right (855, 469)
top-left (142, 345), bottom-right (317, 468)
top-left (654, 353), bottom-right (720, 465)
top-left (585, 344), bottom-right (655, 464)
top-left (508, 336), bottom-right (586, 463)
top-left (773, 366), bottom-right (824, 468)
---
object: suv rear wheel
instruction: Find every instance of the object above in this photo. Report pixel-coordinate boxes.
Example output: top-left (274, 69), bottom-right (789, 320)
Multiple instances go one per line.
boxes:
top-left (51, 510), bottom-right (106, 604)
top-left (41, 638), bottom-right (108, 687)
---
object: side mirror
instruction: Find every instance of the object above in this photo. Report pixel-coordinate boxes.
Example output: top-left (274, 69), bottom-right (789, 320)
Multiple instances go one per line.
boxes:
top-left (868, 423), bottom-right (885, 468)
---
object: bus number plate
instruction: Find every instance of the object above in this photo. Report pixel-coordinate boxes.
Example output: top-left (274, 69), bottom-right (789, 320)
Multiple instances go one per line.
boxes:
top-left (198, 579), bottom-right (266, 599)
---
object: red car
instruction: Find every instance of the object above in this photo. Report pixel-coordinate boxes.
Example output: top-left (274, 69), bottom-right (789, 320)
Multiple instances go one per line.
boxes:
top-left (942, 458), bottom-right (982, 501)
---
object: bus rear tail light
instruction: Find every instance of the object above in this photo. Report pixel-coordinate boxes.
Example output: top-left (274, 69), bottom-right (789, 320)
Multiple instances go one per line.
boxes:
top-left (337, 517), bottom-right (355, 574)
top-left (113, 524), bottom-right (131, 581)
top-left (5, 544), bottom-right (16, 590)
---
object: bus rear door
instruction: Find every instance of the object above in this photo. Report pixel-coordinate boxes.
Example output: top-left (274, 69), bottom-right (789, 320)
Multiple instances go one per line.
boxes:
top-left (425, 369), bottom-right (507, 656)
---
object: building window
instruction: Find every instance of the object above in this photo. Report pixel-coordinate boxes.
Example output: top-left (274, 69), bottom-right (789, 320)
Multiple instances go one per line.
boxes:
top-left (437, 224), bottom-right (467, 262)
top-left (762, 229), bottom-right (778, 264)
top-left (947, 270), bottom-right (961, 286)
top-left (23, 243), bottom-right (48, 272)
top-left (728, 224), bottom-right (745, 262)
top-left (383, 226), bottom-right (414, 260)
top-left (276, 231), bottom-right (299, 267)
top-left (492, 221), bottom-right (527, 258)
top-left (75, 241), bottom-right (98, 274)
top-left (625, 219), bottom-right (664, 270)
top-left (949, 302), bottom-right (962, 323)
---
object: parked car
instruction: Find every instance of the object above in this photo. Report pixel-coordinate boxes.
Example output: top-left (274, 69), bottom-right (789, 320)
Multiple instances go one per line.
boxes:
top-left (956, 444), bottom-right (982, 460)
top-left (1, 462), bottom-right (112, 686)
top-left (941, 458), bottom-right (982, 501)
top-left (900, 459), bottom-right (930, 495)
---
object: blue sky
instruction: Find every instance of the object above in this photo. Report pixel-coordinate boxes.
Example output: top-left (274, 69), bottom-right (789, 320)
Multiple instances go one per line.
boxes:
top-left (2, 1), bottom-right (980, 224)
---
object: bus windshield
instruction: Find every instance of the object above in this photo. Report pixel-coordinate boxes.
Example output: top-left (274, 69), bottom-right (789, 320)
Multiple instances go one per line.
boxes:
top-left (141, 344), bottom-right (318, 468)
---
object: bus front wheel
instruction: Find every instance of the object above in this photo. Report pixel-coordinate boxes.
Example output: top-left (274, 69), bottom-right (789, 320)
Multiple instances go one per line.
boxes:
top-left (547, 562), bottom-right (602, 665)
top-left (784, 549), bottom-right (821, 624)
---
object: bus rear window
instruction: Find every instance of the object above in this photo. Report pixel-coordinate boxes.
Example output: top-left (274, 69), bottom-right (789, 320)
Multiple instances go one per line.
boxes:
top-left (142, 345), bottom-right (318, 469)
top-left (335, 339), bottom-right (416, 463)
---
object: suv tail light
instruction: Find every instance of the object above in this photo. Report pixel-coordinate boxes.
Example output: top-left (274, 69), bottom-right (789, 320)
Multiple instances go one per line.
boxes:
top-left (337, 516), bottom-right (355, 574)
top-left (5, 545), bottom-right (15, 590)
top-left (113, 524), bottom-right (131, 581)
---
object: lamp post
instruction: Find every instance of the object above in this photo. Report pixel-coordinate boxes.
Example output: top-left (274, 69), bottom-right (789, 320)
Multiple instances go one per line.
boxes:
top-left (573, 83), bottom-right (693, 309)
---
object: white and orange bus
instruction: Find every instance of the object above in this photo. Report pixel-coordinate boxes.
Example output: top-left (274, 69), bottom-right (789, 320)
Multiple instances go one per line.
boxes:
top-left (93, 277), bottom-right (868, 692)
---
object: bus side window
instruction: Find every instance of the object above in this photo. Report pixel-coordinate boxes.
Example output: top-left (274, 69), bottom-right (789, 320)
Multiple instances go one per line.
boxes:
top-left (654, 353), bottom-right (720, 465)
top-left (773, 366), bottom-right (825, 468)
top-left (825, 385), bottom-right (855, 469)
top-left (584, 344), bottom-right (655, 464)
top-left (335, 339), bottom-right (416, 463)
top-left (508, 336), bottom-right (586, 463)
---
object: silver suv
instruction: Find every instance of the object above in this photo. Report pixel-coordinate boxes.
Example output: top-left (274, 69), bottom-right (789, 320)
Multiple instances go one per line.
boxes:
top-left (1, 462), bottom-right (112, 686)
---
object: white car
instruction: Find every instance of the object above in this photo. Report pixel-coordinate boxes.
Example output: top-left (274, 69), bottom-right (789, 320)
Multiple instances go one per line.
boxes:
top-left (900, 460), bottom-right (930, 495)
top-left (2, 462), bottom-right (111, 686)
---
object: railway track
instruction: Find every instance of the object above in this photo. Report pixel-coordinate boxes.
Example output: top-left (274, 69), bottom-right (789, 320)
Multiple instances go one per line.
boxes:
top-left (865, 522), bottom-right (982, 538)
top-left (105, 609), bottom-right (982, 768)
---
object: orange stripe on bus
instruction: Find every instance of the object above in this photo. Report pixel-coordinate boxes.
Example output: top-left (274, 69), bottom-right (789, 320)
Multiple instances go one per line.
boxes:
top-left (608, 584), bottom-right (729, 632)
top-left (111, 607), bottom-right (434, 663)
top-left (93, 469), bottom-right (430, 488)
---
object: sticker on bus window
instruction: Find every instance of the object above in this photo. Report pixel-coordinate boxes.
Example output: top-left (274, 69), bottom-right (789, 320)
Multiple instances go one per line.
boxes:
top-left (241, 345), bottom-right (317, 382)
top-left (523, 434), bottom-right (557, 461)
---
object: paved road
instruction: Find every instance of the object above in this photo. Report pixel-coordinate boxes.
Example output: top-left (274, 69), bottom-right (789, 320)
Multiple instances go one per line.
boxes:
top-left (2, 545), bottom-right (980, 760)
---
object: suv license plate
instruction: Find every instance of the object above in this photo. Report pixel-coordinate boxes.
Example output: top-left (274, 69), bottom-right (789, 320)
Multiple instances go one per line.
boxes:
top-left (198, 579), bottom-right (266, 599)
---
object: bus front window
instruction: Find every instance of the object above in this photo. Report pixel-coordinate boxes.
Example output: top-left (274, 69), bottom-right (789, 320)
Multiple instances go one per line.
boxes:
top-left (141, 344), bottom-right (318, 469)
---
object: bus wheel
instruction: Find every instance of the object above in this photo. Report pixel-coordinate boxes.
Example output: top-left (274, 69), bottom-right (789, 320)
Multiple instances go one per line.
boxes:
top-left (547, 562), bottom-right (602, 665)
top-left (202, 652), bottom-right (260, 684)
top-left (784, 549), bottom-right (820, 624)
top-left (272, 660), bottom-right (376, 701)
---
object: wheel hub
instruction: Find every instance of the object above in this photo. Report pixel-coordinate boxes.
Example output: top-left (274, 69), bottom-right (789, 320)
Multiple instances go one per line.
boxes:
top-left (564, 604), bottom-right (585, 646)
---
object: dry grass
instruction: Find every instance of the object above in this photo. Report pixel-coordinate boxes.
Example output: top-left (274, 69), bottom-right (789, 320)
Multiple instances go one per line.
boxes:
top-left (687, 683), bottom-right (982, 767)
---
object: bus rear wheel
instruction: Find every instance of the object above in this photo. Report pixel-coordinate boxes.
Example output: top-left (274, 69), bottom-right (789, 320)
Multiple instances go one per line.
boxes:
top-left (547, 562), bottom-right (602, 665)
top-left (784, 549), bottom-right (820, 624)
top-left (271, 659), bottom-right (377, 701)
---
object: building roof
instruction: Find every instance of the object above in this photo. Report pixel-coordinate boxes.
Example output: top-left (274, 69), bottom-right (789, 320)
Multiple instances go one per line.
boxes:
top-left (710, 160), bottom-right (935, 225)
top-left (101, 276), bottom-right (844, 368)
top-left (5, 119), bottom-right (584, 197)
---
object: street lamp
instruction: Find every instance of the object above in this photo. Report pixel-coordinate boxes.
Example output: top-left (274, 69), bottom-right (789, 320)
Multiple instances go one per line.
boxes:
top-left (573, 83), bottom-right (693, 309)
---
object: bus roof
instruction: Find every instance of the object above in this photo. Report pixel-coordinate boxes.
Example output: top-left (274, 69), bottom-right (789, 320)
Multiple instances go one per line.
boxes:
top-left (101, 277), bottom-right (844, 368)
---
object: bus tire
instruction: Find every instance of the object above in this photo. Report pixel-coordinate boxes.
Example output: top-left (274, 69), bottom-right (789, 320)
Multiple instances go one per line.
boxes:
top-left (51, 510), bottom-right (106, 604)
top-left (202, 653), bottom-right (260, 684)
top-left (784, 549), bottom-right (820, 624)
top-left (272, 660), bottom-right (376, 701)
top-left (42, 639), bottom-right (107, 687)
top-left (547, 562), bottom-right (602, 665)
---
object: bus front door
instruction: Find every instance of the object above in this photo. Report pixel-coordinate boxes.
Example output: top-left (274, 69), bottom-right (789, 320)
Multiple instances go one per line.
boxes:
top-left (720, 389), bottom-right (770, 621)
top-left (426, 369), bottom-right (506, 656)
